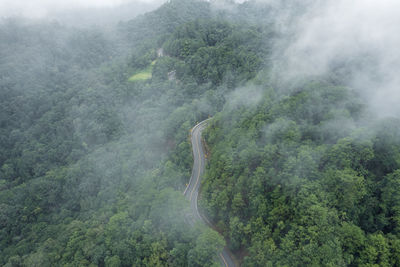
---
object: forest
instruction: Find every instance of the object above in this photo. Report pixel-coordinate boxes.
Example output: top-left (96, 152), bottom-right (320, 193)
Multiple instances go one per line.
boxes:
top-left (1, 0), bottom-right (400, 266)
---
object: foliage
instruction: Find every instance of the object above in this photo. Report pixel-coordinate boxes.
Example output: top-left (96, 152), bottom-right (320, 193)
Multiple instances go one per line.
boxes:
top-left (163, 19), bottom-right (265, 86)
top-left (2, 0), bottom-right (400, 266)
top-left (202, 80), bottom-right (400, 265)
top-left (0, 0), bottom-right (266, 265)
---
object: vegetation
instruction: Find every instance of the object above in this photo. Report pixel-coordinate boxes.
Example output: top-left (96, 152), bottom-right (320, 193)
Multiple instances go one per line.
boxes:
top-left (128, 64), bottom-right (153, 81)
top-left (0, 0), bottom-right (263, 265)
top-left (201, 80), bottom-right (400, 266)
top-left (1, 0), bottom-right (400, 266)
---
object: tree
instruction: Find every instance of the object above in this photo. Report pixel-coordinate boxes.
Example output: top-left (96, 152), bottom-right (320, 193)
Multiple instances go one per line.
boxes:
top-left (188, 228), bottom-right (225, 267)
top-left (105, 256), bottom-right (121, 267)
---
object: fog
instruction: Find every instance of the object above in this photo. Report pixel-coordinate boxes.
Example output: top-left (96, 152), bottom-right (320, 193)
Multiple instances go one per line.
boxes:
top-left (277, 0), bottom-right (400, 118)
top-left (2, 0), bottom-right (400, 265)
top-left (0, 0), bottom-right (165, 25)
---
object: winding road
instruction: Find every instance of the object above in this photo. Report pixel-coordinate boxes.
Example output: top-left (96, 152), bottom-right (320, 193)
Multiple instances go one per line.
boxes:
top-left (184, 119), bottom-right (237, 267)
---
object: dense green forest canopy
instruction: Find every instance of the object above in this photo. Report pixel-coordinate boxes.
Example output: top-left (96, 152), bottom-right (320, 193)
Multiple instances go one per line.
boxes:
top-left (0, 0), bottom-right (265, 265)
top-left (202, 81), bottom-right (400, 266)
top-left (1, 0), bottom-right (400, 266)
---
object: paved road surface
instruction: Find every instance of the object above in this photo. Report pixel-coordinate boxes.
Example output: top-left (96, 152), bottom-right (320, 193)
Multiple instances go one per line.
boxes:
top-left (184, 119), bottom-right (237, 267)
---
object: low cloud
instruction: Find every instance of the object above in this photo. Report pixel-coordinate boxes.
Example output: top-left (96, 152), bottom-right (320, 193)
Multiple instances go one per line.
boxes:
top-left (0, 0), bottom-right (162, 19)
top-left (224, 85), bottom-right (263, 111)
top-left (276, 0), bottom-right (400, 118)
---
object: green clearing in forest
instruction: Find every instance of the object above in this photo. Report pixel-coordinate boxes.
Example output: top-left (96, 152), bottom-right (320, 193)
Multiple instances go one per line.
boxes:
top-left (128, 61), bottom-right (156, 81)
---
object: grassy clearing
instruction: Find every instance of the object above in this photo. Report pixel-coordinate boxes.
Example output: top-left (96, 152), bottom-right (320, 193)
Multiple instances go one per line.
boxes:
top-left (128, 71), bottom-right (152, 81)
top-left (128, 61), bottom-right (156, 82)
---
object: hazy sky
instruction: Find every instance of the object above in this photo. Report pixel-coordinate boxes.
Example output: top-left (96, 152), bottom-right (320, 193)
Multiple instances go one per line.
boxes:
top-left (0, 0), bottom-right (159, 18)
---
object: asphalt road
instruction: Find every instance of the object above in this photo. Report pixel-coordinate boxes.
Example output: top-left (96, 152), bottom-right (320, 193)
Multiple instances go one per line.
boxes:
top-left (184, 119), bottom-right (237, 267)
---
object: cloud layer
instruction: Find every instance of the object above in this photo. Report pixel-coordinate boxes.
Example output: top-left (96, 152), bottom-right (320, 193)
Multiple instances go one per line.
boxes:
top-left (277, 0), bottom-right (400, 118)
top-left (0, 0), bottom-right (154, 18)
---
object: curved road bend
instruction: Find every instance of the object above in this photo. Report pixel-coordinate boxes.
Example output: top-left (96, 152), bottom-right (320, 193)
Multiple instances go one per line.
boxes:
top-left (184, 119), bottom-right (237, 267)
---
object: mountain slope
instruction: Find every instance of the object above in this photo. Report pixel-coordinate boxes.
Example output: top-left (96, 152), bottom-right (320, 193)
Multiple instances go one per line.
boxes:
top-left (202, 80), bottom-right (400, 266)
top-left (0, 1), bottom-right (268, 266)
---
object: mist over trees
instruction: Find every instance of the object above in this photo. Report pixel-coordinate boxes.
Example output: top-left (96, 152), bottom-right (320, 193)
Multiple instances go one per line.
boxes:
top-left (1, 0), bottom-right (400, 266)
top-left (0, 0), bottom-right (262, 265)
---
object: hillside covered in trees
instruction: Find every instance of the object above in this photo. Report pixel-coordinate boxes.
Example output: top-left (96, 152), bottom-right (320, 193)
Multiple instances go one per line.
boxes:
top-left (0, 0), bottom-right (265, 265)
top-left (202, 82), bottom-right (400, 266)
top-left (1, 0), bottom-right (400, 266)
